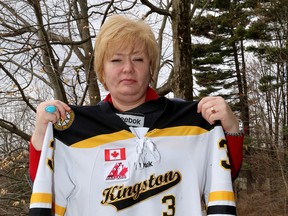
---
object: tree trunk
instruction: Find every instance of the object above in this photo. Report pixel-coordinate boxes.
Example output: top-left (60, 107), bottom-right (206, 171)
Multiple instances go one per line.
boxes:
top-left (171, 0), bottom-right (193, 100)
top-left (240, 39), bottom-right (250, 135)
top-left (73, 0), bottom-right (101, 105)
top-left (31, 0), bottom-right (68, 102)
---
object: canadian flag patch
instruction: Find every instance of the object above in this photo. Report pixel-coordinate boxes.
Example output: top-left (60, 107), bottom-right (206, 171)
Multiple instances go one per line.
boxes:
top-left (105, 148), bottom-right (126, 161)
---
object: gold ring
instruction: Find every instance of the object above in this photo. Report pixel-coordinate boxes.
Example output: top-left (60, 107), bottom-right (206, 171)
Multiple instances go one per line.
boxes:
top-left (211, 106), bottom-right (216, 114)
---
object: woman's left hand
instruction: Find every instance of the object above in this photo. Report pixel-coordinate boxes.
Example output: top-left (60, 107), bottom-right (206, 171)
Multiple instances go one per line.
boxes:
top-left (197, 96), bottom-right (240, 133)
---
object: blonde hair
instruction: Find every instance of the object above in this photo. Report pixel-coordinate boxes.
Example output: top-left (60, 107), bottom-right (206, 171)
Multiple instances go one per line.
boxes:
top-left (94, 15), bottom-right (159, 89)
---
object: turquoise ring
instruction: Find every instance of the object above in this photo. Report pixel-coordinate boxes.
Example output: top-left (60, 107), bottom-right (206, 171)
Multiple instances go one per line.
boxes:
top-left (45, 105), bottom-right (57, 113)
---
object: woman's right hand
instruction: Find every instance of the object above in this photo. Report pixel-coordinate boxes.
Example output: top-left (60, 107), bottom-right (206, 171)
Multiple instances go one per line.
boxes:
top-left (31, 100), bottom-right (71, 150)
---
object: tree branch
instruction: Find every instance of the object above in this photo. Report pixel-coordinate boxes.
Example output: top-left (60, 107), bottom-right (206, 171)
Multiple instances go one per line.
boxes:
top-left (0, 119), bottom-right (31, 141)
top-left (140, 0), bottom-right (171, 17)
top-left (0, 63), bottom-right (36, 112)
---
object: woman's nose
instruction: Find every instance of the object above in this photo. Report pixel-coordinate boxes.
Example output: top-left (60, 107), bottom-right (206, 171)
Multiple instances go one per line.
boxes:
top-left (123, 59), bottom-right (133, 73)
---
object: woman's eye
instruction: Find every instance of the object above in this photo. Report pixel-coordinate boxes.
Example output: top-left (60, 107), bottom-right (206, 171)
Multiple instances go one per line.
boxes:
top-left (133, 58), bottom-right (143, 62)
top-left (111, 59), bottom-right (121, 62)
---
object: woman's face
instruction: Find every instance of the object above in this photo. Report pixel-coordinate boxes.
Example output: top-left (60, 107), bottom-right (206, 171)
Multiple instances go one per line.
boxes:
top-left (103, 43), bottom-right (151, 105)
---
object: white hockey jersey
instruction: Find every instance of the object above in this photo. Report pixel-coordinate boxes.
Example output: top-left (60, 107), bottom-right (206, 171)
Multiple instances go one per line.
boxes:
top-left (29, 97), bottom-right (236, 215)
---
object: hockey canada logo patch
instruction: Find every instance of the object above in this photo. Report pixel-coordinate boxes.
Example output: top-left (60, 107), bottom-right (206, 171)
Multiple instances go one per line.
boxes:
top-left (54, 110), bottom-right (75, 131)
top-left (105, 162), bottom-right (129, 182)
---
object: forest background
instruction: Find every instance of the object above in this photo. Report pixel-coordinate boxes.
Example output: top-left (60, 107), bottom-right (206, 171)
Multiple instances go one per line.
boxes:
top-left (0, 0), bottom-right (287, 215)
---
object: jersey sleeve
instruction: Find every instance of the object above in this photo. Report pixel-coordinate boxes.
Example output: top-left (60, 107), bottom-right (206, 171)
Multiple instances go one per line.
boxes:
top-left (29, 123), bottom-right (54, 215)
top-left (29, 123), bottom-right (74, 216)
top-left (225, 134), bottom-right (244, 179)
top-left (204, 126), bottom-right (236, 215)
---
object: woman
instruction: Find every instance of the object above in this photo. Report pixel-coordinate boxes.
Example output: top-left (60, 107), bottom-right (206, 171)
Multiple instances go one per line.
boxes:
top-left (29, 15), bottom-right (243, 216)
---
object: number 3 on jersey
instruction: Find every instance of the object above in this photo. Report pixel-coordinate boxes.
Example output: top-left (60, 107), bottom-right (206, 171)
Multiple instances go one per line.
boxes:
top-left (219, 139), bottom-right (231, 170)
top-left (162, 195), bottom-right (176, 216)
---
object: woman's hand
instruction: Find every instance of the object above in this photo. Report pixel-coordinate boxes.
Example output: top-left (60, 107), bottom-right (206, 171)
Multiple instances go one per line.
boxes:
top-left (197, 96), bottom-right (240, 133)
top-left (31, 100), bottom-right (71, 150)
